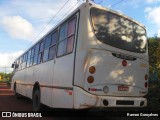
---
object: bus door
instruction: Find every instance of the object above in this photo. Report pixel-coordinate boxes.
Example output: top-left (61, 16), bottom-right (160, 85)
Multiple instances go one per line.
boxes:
top-left (52, 16), bottom-right (78, 108)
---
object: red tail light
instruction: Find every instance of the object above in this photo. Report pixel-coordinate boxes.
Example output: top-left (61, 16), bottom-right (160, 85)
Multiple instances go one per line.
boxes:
top-left (88, 88), bottom-right (97, 91)
top-left (122, 60), bottom-right (127, 67)
top-left (144, 82), bottom-right (148, 88)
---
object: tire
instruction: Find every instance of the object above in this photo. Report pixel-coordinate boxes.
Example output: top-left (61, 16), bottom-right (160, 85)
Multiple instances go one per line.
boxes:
top-left (14, 83), bottom-right (21, 99)
top-left (32, 89), bottom-right (41, 111)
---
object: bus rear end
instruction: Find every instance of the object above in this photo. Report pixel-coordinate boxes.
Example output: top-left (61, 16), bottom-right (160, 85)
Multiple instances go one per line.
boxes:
top-left (73, 4), bottom-right (148, 109)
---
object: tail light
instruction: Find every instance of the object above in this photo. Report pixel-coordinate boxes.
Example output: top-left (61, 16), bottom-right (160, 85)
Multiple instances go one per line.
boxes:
top-left (144, 82), bottom-right (148, 88)
top-left (122, 60), bottom-right (127, 67)
top-left (87, 76), bottom-right (94, 83)
top-left (89, 66), bottom-right (96, 74)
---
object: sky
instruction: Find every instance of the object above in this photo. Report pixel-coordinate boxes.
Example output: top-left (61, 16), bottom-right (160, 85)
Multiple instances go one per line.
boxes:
top-left (0, 0), bottom-right (160, 73)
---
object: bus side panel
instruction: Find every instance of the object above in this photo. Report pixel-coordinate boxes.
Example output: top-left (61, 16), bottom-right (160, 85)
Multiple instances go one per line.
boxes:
top-left (21, 69), bottom-right (27, 96)
top-left (34, 60), bottom-right (54, 107)
top-left (51, 12), bottom-right (79, 109)
top-left (25, 67), bottom-right (34, 99)
top-left (13, 70), bottom-right (25, 95)
top-left (52, 54), bottom-right (74, 108)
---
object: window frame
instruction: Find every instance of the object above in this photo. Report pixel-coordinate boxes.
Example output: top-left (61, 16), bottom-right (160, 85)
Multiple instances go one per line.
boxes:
top-left (48, 30), bottom-right (58, 60)
top-left (15, 12), bottom-right (79, 71)
top-left (56, 16), bottom-right (77, 58)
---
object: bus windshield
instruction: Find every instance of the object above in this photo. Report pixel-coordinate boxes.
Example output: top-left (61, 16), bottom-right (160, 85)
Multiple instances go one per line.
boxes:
top-left (91, 8), bottom-right (147, 53)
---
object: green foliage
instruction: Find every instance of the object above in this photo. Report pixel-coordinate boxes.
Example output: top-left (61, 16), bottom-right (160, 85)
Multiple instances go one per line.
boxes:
top-left (147, 81), bottom-right (160, 111)
top-left (147, 36), bottom-right (160, 110)
top-left (148, 36), bottom-right (160, 80)
top-left (0, 72), bottom-right (13, 81)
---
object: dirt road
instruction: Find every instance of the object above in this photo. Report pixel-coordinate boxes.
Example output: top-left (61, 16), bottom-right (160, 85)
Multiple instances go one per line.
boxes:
top-left (0, 83), bottom-right (117, 120)
top-left (0, 83), bottom-right (32, 111)
top-left (0, 83), bottom-right (158, 120)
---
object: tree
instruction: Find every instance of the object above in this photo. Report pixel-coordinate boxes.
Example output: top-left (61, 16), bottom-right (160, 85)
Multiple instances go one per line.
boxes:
top-left (148, 36), bottom-right (160, 81)
top-left (0, 72), bottom-right (13, 81)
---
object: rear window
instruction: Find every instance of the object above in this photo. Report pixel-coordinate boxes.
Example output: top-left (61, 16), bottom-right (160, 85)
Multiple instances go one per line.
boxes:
top-left (90, 8), bottom-right (147, 53)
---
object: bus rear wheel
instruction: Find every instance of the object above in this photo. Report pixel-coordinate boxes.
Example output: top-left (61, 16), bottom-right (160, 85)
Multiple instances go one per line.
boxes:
top-left (32, 89), bottom-right (41, 111)
top-left (14, 83), bottom-right (21, 99)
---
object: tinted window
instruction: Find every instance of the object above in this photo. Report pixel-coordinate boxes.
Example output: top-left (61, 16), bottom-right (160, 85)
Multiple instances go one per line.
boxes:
top-left (57, 17), bottom-right (76, 57)
top-left (43, 49), bottom-right (49, 62)
top-left (40, 41), bottom-right (44, 52)
top-left (68, 19), bottom-right (76, 37)
top-left (90, 8), bottom-right (147, 53)
top-left (67, 36), bottom-right (74, 53)
top-left (31, 48), bottom-right (35, 57)
top-left (28, 50), bottom-right (31, 60)
top-left (49, 46), bottom-right (56, 60)
top-left (57, 40), bottom-right (67, 56)
top-left (59, 24), bottom-right (67, 41)
top-left (51, 31), bottom-right (58, 46)
top-left (44, 35), bottom-right (51, 49)
top-left (35, 44), bottom-right (40, 55)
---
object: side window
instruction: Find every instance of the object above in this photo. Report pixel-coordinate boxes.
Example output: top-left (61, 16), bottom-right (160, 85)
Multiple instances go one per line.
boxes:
top-left (30, 47), bottom-right (35, 66)
top-left (24, 52), bottom-right (28, 68)
top-left (43, 35), bottom-right (51, 62)
top-left (18, 56), bottom-right (23, 70)
top-left (38, 41), bottom-right (44, 64)
top-left (33, 43), bottom-right (40, 65)
top-left (35, 44), bottom-right (40, 55)
top-left (57, 17), bottom-right (76, 57)
top-left (49, 31), bottom-right (58, 60)
top-left (16, 58), bottom-right (20, 71)
top-left (27, 50), bottom-right (31, 67)
top-left (51, 31), bottom-right (58, 46)
top-left (67, 18), bottom-right (76, 53)
top-left (57, 24), bottom-right (67, 56)
top-left (22, 53), bottom-right (27, 69)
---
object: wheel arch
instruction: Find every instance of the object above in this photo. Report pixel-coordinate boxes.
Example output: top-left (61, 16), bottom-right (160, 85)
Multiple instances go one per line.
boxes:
top-left (32, 82), bottom-right (40, 98)
top-left (13, 82), bottom-right (16, 90)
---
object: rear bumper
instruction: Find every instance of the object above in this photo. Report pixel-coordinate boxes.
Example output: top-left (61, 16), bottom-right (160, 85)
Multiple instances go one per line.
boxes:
top-left (74, 86), bottom-right (147, 109)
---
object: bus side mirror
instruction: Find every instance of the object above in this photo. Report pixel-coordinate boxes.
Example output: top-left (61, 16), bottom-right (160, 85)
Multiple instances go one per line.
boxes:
top-left (11, 63), bottom-right (15, 68)
top-left (11, 63), bottom-right (18, 68)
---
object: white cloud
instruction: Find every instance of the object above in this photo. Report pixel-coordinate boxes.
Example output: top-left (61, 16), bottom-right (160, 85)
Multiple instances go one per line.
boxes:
top-left (10, 0), bottom-right (80, 20)
top-left (0, 51), bottom-right (23, 72)
top-left (145, 0), bottom-right (160, 3)
top-left (1, 16), bottom-right (34, 41)
top-left (0, 0), bottom-right (81, 43)
top-left (25, 0), bottom-right (81, 43)
top-left (145, 6), bottom-right (160, 36)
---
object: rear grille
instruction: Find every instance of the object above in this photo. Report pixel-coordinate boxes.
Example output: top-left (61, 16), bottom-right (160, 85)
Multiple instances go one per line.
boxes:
top-left (116, 100), bottom-right (134, 105)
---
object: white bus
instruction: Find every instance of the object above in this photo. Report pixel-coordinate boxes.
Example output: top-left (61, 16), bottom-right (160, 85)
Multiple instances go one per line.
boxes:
top-left (11, 2), bottom-right (149, 111)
